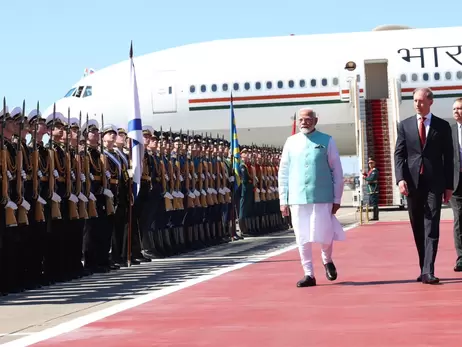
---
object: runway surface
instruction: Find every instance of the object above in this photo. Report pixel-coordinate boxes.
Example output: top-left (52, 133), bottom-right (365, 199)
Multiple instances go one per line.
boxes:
top-left (2, 217), bottom-right (462, 346)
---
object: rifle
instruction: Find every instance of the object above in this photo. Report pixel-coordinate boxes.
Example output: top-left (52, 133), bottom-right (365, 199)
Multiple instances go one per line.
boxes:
top-left (84, 113), bottom-right (97, 218)
top-left (16, 100), bottom-right (29, 225)
top-left (31, 101), bottom-right (45, 222)
top-left (100, 113), bottom-right (115, 215)
top-left (1, 97), bottom-right (18, 227)
top-left (75, 111), bottom-right (88, 219)
top-left (185, 130), bottom-right (194, 209)
top-left (159, 127), bottom-right (173, 211)
top-left (66, 107), bottom-right (79, 220)
top-left (48, 104), bottom-right (62, 220)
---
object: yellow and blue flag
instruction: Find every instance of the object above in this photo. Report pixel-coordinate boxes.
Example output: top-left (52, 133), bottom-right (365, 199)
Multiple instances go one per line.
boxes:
top-left (230, 93), bottom-right (241, 189)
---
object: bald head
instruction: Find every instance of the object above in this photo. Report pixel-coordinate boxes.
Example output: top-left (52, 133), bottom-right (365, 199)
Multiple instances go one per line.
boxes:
top-left (298, 108), bottom-right (318, 134)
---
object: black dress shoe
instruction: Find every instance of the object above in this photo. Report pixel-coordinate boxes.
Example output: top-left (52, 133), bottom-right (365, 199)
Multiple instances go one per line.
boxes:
top-left (324, 262), bottom-right (337, 281)
top-left (454, 263), bottom-right (462, 272)
top-left (417, 275), bottom-right (422, 282)
top-left (297, 275), bottom-right (316, 287)
top-left (421, 274), bottom-right (439, 284)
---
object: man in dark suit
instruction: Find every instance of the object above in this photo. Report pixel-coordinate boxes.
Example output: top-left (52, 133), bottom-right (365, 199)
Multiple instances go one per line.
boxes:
top-left (449, 97), bottom-right (462, 272)
top-left (394, 87), bottom-right (454, 285)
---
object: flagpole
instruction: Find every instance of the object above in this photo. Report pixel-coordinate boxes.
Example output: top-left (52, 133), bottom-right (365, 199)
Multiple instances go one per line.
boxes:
top-left (127, 137), bottom-right (133, 267)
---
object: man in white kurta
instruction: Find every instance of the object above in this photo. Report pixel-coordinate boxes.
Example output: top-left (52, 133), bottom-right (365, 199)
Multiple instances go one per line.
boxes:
top-left (278, 108), bottom-right (345, 287)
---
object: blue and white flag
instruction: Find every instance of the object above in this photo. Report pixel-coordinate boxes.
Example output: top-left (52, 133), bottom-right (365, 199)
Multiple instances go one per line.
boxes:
top-left (127, 41), bottom-right (143, 196)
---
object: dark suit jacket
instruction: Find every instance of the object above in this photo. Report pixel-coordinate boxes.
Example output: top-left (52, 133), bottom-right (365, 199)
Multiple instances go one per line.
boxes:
top-left (394, 114), bottom-right (454, 194)
top-left (452, 123), bottom-right (461, 190)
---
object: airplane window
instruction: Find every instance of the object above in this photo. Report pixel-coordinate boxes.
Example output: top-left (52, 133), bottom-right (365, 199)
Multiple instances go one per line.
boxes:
top-left (64, 88), bottom-right (76, 98)
top-left (200, 85), bottom-right (206, 93)
top-left (233, 83), bottom-right (239, 91)
top-left (434, 72), bottom-right (440, 81)
top-left (266, 81), bottom-right (272, 89)
top-left (74, 86), bottom-right (84, 98)
top-left (299, 79), bottom-right (306, 88)
top-left (255, 82), bottom-right (261, 90)
top-left (211, 84), bottom-right (217, 92)
top-left (445, 72), bottom-right (452, 80)
top-left (277, 81), bottom-right (283, 89)
top-left (422, 73), bottom-right (429, 81)
top-left (321, 78), bottom-right (328, 86)
top-left (288, 80), bottom-right (294, 88)
top-left (457, 71), bottom-right (462, 79)
top-left (168, 86), bottom-right (172, 94)
top-left (222, 83), bottom-right (228, 91)
top-left (244, 82), bottom-right (250, 90)
top-left (400, 74), bottom-right (407, 82)
top-left (332, 78), bottom-right (338, 86)
top-left (411, 73), bottom-right (418, 82)
top-left (83, 86), bottom-right (93, 98)
top-left (310, 79), bottom-right (316, 87)
top-left (190, 85), bottom-right (195, 93)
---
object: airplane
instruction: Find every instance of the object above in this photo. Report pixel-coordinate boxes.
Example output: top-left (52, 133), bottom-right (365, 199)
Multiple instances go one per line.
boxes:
top-left (44, 24), bottom-right (462, 158)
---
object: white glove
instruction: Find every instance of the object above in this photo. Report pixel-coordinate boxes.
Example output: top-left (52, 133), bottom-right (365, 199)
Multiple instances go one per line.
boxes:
top-left (37, 196), bottom-right (47, 205)
top-left (89, 192), bottom-right (97, 201)
top-left (177, 191), bottom-right (184, 198)
top-left (103, 188), bottom-right (113, 198)
top-left (37, 170), bottom-right (43, 178)
top-left (5, 200), bottom-right (18, 210)
top-left (105, 170), bottom-right (111, 178)
top-left (201, 189), bottom-right (207, 196)
top-left (21, 199), bottom-right (31, 211)
top-left (194, 189), bottom-right (200, 196)
top-left (164, 192), bottom-right (174, 200)
top-left (78, 192), bottom-right (88, 202)
top-left (53, 169), bottom-right (59, 178)
top-left (89, 173), bottom-right (94, 181)
top-left (80, 173), bottom-right (86, 182)
top-left (188, 192), bottom-right (195, 199)
top-left (69, 194), bottom-right (79, 203)
top-left (51, 192), bottom-right (61, 203)
top-left (180, 175), bottom-right (184, 182)
top-left (7, 170), bottom-right (12, 180)
top-left (71, 171), bottom-right (75, 181)
top-left (21, 170), bottom-right (27, 179)
top-left (229, 176), bottom-right (235, 182)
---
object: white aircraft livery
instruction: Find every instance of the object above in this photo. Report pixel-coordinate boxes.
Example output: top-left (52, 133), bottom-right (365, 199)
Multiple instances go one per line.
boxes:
top-left (44, 24), bottom-right (462, 156)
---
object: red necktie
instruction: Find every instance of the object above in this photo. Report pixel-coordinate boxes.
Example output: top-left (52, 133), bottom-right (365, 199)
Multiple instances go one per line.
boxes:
top-left (419, 117), bottom-right (426, 174)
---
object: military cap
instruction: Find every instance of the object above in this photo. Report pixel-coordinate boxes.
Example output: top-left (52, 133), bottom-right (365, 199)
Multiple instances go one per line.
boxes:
top-left (28, 109), bottom-right (43, 123)
top-left (0, 106), bottom-right (11, 122)
top-left (101, 124), bottom-right (118, 135)
top-left (118, 127), bottom-right (127, 135)
top-left (68, 117), bottom-right (80, 128)
top-left (81, 119), bottom-right (99, 133)
top-left (10, 106), bottom-right (23, 120)
top-left (45, 112), bottom-right (66, 127)
top-left (174, 133), bottom-right (182, 142)
top-left (142, 125), bottom-right (154, 135)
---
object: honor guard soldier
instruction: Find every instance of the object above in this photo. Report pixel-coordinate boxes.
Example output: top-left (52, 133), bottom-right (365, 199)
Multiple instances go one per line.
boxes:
top-left (363, 157), bottom-right (379, 220)
top-left (239, 147), bottom-right (254, 236)
top-left (170, 132), bottom-right (186, 251)
top-left (0, 105), bottom-right (20, 294)
top-left (26, 109), bottom-right (48, 288)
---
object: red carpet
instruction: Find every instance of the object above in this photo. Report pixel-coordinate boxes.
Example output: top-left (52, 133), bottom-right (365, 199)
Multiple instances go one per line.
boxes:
top-left (30, 221), bottom-right (462, 346)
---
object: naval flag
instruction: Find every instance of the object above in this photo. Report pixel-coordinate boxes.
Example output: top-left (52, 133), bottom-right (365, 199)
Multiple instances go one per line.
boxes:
top-left (127, 41), bottom-right (143, 196)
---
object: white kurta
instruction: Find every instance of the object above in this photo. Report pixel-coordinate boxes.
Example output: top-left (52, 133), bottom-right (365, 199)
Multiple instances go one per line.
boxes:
top-left (280, 134), bottom-right (345, 246)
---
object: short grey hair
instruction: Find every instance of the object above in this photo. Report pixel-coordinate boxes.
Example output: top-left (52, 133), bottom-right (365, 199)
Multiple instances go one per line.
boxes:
top-left (297, 107), bottom-right (317, 118)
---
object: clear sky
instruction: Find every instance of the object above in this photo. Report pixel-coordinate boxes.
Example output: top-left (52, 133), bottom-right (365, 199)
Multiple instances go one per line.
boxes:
top-left (0, 0), bottom-right (459, 173)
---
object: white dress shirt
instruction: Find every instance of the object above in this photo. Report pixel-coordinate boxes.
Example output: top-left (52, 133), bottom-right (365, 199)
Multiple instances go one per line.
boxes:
top-left (416, 112), bottom-right (431, 138)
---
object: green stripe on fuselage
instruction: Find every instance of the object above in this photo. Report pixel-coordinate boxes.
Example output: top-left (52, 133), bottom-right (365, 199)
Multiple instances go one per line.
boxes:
top-left (188, 98), bottom-right (347, 111)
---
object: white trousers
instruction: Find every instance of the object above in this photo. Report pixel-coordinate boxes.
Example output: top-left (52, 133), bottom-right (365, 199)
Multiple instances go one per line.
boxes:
top-left (297, 242), bottom-right (333, 277)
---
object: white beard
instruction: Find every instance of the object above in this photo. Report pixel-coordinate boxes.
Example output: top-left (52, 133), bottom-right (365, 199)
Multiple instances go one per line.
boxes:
top-left (300, 127), bottom-right (313, 134)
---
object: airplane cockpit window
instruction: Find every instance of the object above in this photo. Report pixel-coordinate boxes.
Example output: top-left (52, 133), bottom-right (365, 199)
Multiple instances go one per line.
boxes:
top-left (434, 72), bottom-right (440, 80)
top-left (64, 88), bottom-right (76, 98)
top-left (74, 86), bottom-right (84, 98)
top-left (83, 86), bottom-right (93, 98)
top-left (422, 73), bottom-right (429, 81)
top-left (445, 72), bottom-right (452, 80)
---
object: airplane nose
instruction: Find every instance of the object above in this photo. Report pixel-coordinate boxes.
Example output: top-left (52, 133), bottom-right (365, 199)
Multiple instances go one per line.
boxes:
top-left (43, 97), bottom-right (95, 120)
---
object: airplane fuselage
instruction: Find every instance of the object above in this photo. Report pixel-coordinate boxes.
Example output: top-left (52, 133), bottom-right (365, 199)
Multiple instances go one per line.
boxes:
top-left (45, 25), bottom-right (462, 155)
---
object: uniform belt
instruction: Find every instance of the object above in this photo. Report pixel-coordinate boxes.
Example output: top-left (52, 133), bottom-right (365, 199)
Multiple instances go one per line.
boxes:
top-left (142, 175), bottom-right (151, 181)
top-left (110, 178), bottom-right (118, 184)
top-left (57, 177), bottom-right (65, 182)
top-left (93, 175), bottom-right (101, 180)
top-left (40, 176), bottom-right (48, 182)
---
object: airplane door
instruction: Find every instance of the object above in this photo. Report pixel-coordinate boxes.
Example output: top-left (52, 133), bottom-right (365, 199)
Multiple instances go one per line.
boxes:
top-left (151, 70), bottom-right (177, 114)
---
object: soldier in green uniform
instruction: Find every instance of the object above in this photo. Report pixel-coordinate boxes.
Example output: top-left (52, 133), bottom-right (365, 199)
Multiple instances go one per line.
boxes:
top-left (363, 157), bottom-right (379, 220)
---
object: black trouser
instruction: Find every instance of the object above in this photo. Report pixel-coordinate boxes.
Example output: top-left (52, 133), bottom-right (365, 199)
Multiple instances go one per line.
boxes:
top-left (406, 176), bottom-right (442, 275)
top-left (450, 173), bottom-right (462, 266)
